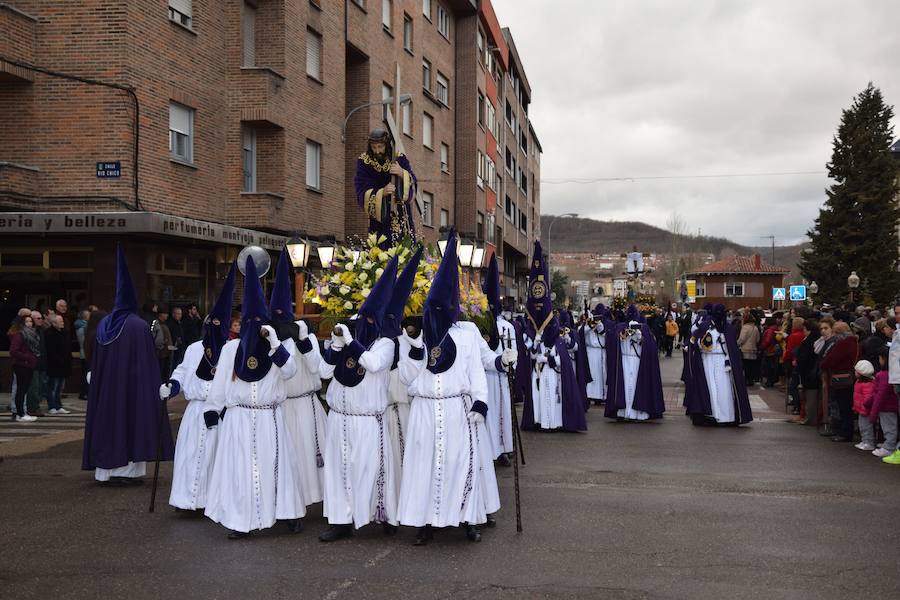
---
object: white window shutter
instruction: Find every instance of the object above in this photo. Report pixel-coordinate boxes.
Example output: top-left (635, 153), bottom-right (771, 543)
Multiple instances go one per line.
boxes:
top-left (169, 103), bottom-right (191, 134)
top-left (306, 30), bottom-right (321, 78)
top-left (169, 0), bottom-right (192, 18)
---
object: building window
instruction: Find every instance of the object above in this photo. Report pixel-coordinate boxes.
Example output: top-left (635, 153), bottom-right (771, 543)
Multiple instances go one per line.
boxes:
top-left (241, 2), bottom-right (256, 67)
top-left (477, 29), bottom-right (485, 65)
top-left (241, 126), bottom-right (256, 192)
top-left (519, 168), bottom-right (527, 193)
top-left (351, 0), bottom-right (365, 7)
top-left (402, 101), bottom-right (412, 136)
top-left (476, 211), bottom-right (484, 240)
top-left (423, 0), bottom-right (431, 20)
top-left (306, 140), bottom-right (321, 190)
top-left (436, 72), bottom-right (449, 105)
top-left (403, 14), bottom-right (413, 51)
top-left (505, 147), bottom-right (515, 175)
top-left (695, 281), bottom-right (706, 297)
top-left (477, 92), bottom-right (485, 126)
top-left (476, 150), bottom-right (484, 188)
top-left (382, 82), bottom-right (392, 122)
top-left (440, 208), bottom-right (449, 228)
top-left (520, 129), bottom-right (528, 153)
top-left (505, 196), bottom-right (513, 221)
top-left (440, 143), bottom-right (449, 172)
top-left (519, 210), bottom-right (527, 233)
top-left (168, 0), bottom-right (192, 28)
top-left (306, 28), bottom-right (322, 80)
top-left (725, 282), bottom-right (744, 297)
top-left (486, 213), bottom-right (496, 243)
top-left (382, 0), bottom-right (392, 31)
top-left (422, 112), bottom-right (434, 149)
top-left (437, 5), bottom-right (449, 39)
top-left (169, 102), bottom-right (193, 163)
top-left (422, 191), bottom-right (433, 226)
top-left (422, 59), bottom-right (431, 92)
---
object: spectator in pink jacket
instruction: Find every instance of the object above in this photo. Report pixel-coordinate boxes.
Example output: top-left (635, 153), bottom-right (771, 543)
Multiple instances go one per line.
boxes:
top-left (852, 360), bottom-right (876, 451)
top-left (870, 349), bottom-right (898, 458)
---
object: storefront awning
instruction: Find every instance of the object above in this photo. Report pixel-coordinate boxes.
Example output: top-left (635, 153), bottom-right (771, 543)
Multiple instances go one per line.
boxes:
top-left (0, 211), bottom-right (288, 251)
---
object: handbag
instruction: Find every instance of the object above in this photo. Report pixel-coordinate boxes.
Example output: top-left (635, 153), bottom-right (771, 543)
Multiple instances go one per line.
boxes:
top-left (829, 371), bottom-right (853, 390)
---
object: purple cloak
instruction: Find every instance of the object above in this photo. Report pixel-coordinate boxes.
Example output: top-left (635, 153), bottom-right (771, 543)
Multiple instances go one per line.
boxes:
top-left (353, 153), bottom-right (417, 242)
top-left (683, 319), bottom-right (753, 425)
top-left (512, 319), bottom-right (532, 407)
top-left (573, 325), bottom-right (593, 410)
top-left (82, 313), bottom-right (175, 470)
top-left (520, 337), bottom-right (587, 432)
top-left (604, 323), bottom-right (665, 420)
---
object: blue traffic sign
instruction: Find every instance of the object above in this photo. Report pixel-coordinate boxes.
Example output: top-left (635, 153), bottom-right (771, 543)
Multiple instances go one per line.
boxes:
top-left (772, 287), bottom-right (786, 301)
top-left (789, 285), bottom-right (807, 301)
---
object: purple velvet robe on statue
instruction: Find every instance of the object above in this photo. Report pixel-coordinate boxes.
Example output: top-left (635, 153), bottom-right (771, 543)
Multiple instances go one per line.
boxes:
top-left (82, 313), bottom-right (175, 470)
top-left (604, 322), bottom-right (666, 420)
top-left (353, 153), bottom-right (417, 242)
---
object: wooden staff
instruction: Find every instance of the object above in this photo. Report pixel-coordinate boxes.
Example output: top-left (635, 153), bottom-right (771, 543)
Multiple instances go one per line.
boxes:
top-left (503, 330), bottom-right (524, 533)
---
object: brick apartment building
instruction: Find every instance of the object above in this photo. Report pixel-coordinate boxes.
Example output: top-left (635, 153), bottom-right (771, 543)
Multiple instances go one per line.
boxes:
top-left (0, 0), bottom-right (541, 327)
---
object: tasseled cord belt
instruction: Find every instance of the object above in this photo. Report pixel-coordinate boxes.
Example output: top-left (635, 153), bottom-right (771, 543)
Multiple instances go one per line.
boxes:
top-left (288, 392), bottom-right (324, 468)
top-left (236, 403), bottom-right (280, 527)
top-left (330, 402), bottom-right (389, 524)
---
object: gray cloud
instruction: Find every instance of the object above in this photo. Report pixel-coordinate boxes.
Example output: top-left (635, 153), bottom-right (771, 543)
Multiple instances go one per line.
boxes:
top-left (493, 0), bottom-right (900, 246)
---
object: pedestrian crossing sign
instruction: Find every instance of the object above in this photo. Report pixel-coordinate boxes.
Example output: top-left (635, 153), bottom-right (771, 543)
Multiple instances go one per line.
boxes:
top-left (789, 285), bottom-right (807, 301)
top-left (772, 287), bottom-right (786, 301)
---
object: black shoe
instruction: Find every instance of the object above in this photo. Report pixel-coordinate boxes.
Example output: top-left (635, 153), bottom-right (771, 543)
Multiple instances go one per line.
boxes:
top-left (318, 524), bottom-right (352, 542)
top-left (227, 530), bottom-right (249, 540)
top-left (413, 525), bottom-right (433, 546)
top-left (382, 522), bottom-right (398, 536)
top-left (497, 454), bottom-right (511, 467)
top-left (112, 477), bottom-right (144, 487)
top-left (484, 514), bottom-right (497, 528)
top-left (465, 524), bottom-right (481, 542)
top-left (830, 436), bottom-right (851, 443)
top-left (286, 519), bottom-right (303, 533)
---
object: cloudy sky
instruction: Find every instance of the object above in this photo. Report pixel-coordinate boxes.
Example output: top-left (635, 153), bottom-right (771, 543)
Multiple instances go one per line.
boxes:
top-left (492, 0), bottom-right (900, 246)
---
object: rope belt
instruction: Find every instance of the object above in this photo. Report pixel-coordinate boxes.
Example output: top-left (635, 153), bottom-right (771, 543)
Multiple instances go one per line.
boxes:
top-left (236, 402), bottom-right (279, 528)
top-left (288, 392), bottom-right (324, 468)
top-left (333, 397), bottom-right (388, 523)
top-left (412, 392), bottom-right (477, 514)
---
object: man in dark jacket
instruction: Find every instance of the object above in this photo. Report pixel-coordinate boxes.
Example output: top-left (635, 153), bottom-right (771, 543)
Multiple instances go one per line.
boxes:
top-left (182, 303), bottom-right (202, 345)
top-left (168, 306), bottom-right (186, 369)
top-left (44, 314), bottom-right (73, 414)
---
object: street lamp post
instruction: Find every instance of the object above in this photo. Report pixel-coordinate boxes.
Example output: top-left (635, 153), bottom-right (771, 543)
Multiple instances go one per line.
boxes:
top-left (341, 94), bottom-right (412, 143)
top-left (286, 233), bottom-right (312, 317)
top-left (546, 213), bottom-right (578, 273)
top-left (847, 271), bottom-right (860, 305)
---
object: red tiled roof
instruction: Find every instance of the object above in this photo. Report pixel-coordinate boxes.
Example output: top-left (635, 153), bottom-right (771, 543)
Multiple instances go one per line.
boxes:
top-left (686, 255), bottom-right (790, 275)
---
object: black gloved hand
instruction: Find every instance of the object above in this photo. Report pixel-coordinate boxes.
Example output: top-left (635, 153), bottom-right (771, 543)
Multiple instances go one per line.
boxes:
top-left (203, 410), bottom-right (220, 429)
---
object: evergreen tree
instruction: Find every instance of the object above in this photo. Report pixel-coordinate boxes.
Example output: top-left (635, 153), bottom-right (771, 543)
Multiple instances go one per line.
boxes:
top-left (550, 270), bottom-right (569, 310)
top-left (801, 83), bottom-right (900, 303)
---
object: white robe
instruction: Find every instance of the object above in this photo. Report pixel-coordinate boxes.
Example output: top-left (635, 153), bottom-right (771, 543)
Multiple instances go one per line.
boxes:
top-left (203, 339), bottom-right (305, 533)
top-left (528, 336), bottom-right (563, 430)
top-left (398, 325), bottom-right (500, 527)
top-left (699, 326), bottom-right (736, 423)
top-left (583, 323), bottom-right (607, 401)
top-left (320, 337), bottom-right (397, 528)
top-left (387, 336), bottom-right (412, 495)
top-left (168, 341), bottom-right (218, 510)
top-left (95, 462), bottom-right (145, 481)
top-left (618, 331), bottom-right (650, 420)
top-left (477, 319), bottom-right (514, 458)
top-left (281, 334), bottom-right (328, 508)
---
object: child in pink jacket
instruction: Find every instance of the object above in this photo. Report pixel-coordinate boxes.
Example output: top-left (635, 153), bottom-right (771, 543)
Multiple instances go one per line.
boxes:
top-left (853, 360), bottom-right (876, 451)
top-left (871, 350), bottom-right (899, 458)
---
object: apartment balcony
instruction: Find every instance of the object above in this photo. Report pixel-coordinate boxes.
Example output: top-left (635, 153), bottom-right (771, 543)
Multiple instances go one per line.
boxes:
top-left (237, 67), bottom-right (286, 129)
top-left (0, 4), bottom-right (37, 84)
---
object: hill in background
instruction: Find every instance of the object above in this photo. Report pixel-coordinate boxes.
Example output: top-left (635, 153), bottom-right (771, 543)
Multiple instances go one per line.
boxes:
top-left (539, 215), bottom-right (806, 281)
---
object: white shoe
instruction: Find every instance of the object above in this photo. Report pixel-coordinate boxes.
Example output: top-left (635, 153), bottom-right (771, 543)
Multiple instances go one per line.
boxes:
top-left (855, 442), bottom-right (875, 451)
top-left (872, 448), bottom-right (893, 458)
top-left (56, 407), bottom-right (71, 414)
top-left (17, 414), bottom-right (37, 423)
top-left (48, 408), bottom-right (59, 415)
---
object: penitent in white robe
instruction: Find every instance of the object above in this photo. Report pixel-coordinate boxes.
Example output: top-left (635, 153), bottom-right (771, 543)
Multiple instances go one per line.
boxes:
top-left (320, 337), bottom-right (397, 528)
top-left (700, 327), bottom-right (736, 423)
top-left (398, 325), bottom-right (500, 528)
top-left (583, 323), bottom-right (608, 401)
top-left (168, 341), bottom-right (218, 510)
top-left (203, 339), bottom-right (305, 533)
top-left (529, 337), bottom-right (563, 430)
top-left (618, 331), bottom-right (650, 421)
top-left (470, 320), bottom-right (514, 459)
top-left (281, 334), bottom-right (328, 508)
top-left (387, 336), bottom-right (412, 496)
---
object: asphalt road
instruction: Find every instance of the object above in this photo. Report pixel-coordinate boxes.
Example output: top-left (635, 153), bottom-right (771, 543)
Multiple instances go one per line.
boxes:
top-left (2, 356), bottom-right (899, 599)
